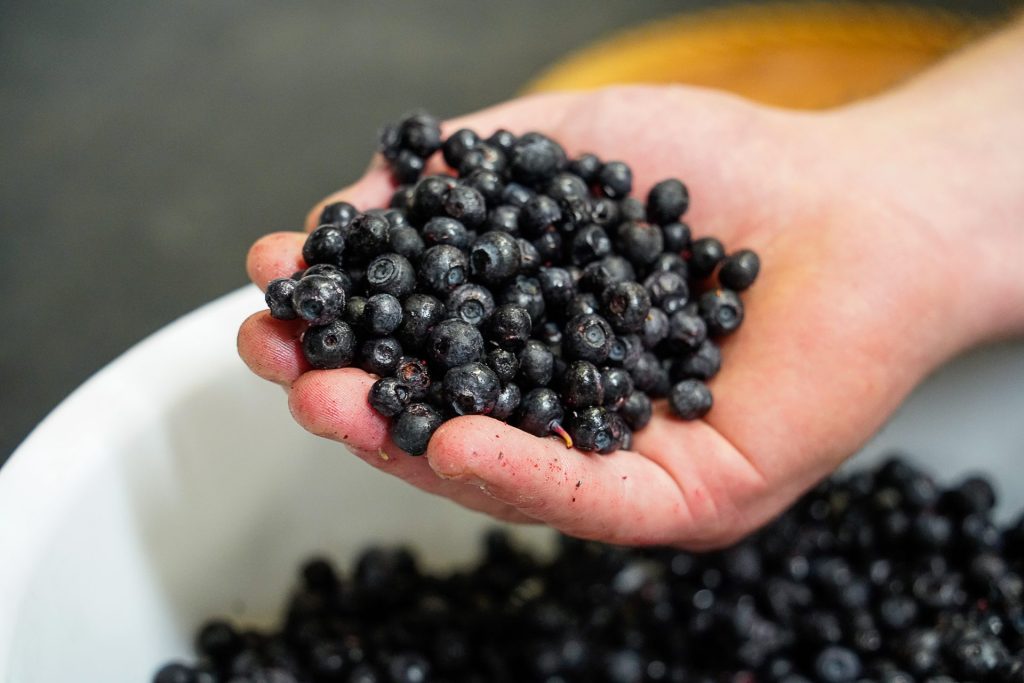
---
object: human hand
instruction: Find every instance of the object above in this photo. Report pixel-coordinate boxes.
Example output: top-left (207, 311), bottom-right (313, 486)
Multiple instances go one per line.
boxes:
top-left (238, 71), bottom-right (1023, 548)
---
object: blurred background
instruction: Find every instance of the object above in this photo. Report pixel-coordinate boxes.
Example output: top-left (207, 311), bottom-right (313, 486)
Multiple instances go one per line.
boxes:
top-left (0, 0), bottom-right (1017, 463)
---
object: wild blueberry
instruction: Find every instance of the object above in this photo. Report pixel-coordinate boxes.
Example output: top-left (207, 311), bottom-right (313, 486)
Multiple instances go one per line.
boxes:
top-left (602, 281), bottom-right (651, 333)
top-left (589, 196), bottom-right (620, 228)
top-left (444, 362), bottom-right (500, 416)
top-left (485, 128), bottom-right (517, 156)
top-left (689, 236), bottom-right (726, 279)
top-left (397, 293), bottom-right (444, 350)
top-left (517, 237), bottom-right (541, 273)
top-left (569, 224), bottom-right (612, 265)
top-left (418, 245), bottom-right (468, 295)
top-left (486, 204), bottom-right (521, 234)
top-left (619, 196), bottom-right (645, 222)
top-left (565, 292), bottom-right (600, 318)
top-left (428, 319), bottom-right (484, 369)
top-left (345, 213), bottom-right (391, 263)
top-left (531, 230), bottom-right (562, 264)
top-left (363, 293), bottom-right (403, 336)
top-left (391, 403), bottom-right (443, 456)
top-left (501, 276), bottom-right (545, 322)
top-left (719, 249), bottom-right (761, 291)
top-left (519, 194), bottom-right (562, 235)
top-left (397, 110), bottom-right (442, 158)
top-left (458, 143), bottom-right (507, 176)
top-left (392, 149), bottom-right (425, 184)
top-left (562, 361), bottom-right (604, 409)
top-left (698, 289), bottom-right (744, 336)
top-left (620, 390), bottom-right (653, 430)
top-left (516, 387), bottom-right (571, 447)
top-left (661, 221), bottom-right (692, 253)
top-left (669, 380), bottom-right (713, 420)
top-left (631, 351), bottom-right (669, 395)
top-left (196, 620), bottom-right (240, 663)
top-left (464, 168), bottom-right (504, 206)
top-left (318, 200), bottom-right (357, 228)
top-left (422, 216), bottom-right (471, 249)
top-left (564, 314), bottom-right (614, 363)
top-left (490, 384), bottom-right (521, 421)
top-left (486, 348), bottom-right (519, 384)
top-left (570, 406), bottom-right (623, 454)
top-left (388, 225), bottom-right (426, 261)
top-left (410, 175), bottom-right (456, 225)
top-left (641, 308), bottom-right (670, 348)
top-left (607, 333), bottom-right (643, 369)
top-left (292, 274), bottom-right (345, 325)
top-left (153, 663), bottom-right (196, 683)
top-left (366, 253), bottom-right (416, 298)
top-left (597, 161), bottom-right (632, 199)
top-left (446, 283), bottom-right (495, 327)
top-left (580, 255), bottom-right (636, 293)
top-left (644, 271), bottom-right (689, 307)
top-left (647, 178), bottom-right (689, 224)
top-left (666, 311), bottom-right (708, 351)
top-left (442, 128), bottom-right (479, 168)
top-left (616, 220), bottom-right (664, 266)
top-left (650, 252), bottom-right (689, 278)
top-left (344, 295), bottom-right (367, 327)
top-left (470, 231), bottom-right (521, 284)
top-left (389, 185), bottom-right (415, 212)
top-left (814, 646), bottom-right (862, 683)
top-left (501, 181), bottom-right (534, 208)
top-left (671, 339), bottom-right (722, 380)
top-left (395, 357), bottom-right (431, 398)
top-left (509, 132), bottom-right (566, 186)
top-left (302, 263), bottom-right (353, 296)
top-left (359, 336), bottom-right (403, 376)
top-left (568, 153), bottom-right (601, 183)
top-left (302, 320), bottom-right (356, 369)
top-left (265, 278), bottom-right (298, 320)
top-left (302, 224), bottom-right (347, 267)
top-left (489, 304), bottom-right (532, 350)
top-left (518, 339), bottom-right (555, 387)
top-left (442, 184), bottom-right (486, 229)
top-left (601, 367), bottom-right (634, 407)
top-left (368, 377), bottom-right (411, 417)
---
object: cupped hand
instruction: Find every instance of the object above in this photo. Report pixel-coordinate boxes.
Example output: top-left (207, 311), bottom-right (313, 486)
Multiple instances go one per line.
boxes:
top-left (237, 86), bottom-right (980, 548)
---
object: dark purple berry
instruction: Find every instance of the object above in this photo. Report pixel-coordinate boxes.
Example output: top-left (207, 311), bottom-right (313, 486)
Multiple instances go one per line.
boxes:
top-left (689, 236), bottom-right (726, 279)
top-left (391, 403), bottom-right (442, 456)
top-left (292, 274), bottom-right (345, 325)
top-left (569, 406), bottom-right (623, 454)
top-left (620, 390), bottom-right (652, 430)
top-left (303, 320), bottom-right (356, 369)
top-left (470, 231), bottom-right (521, 284)
top-left (419, 245), bottom-right (468, 295)
top-left (266, 278), bottom-right (298, 320)
top-left (647, 178), bottom-right (689, 224)
top-left (669, 379), bottom-right (713, 420)
top-left (369, 377), bottom-right (412, 417)
top-left (444, 362), bottom-right (500, 416)
top-left (428, 319), bottom-right (484, 369)
top-left (359, 336), bottom-right (403, 376)
top-left (442, 184), bottom-right (486, 229)
top-left (597, 161), bottom-right (632, 199)
top-left (363, 293), bottom-right (403, 336)
top-left (446, 283), bottom-right (495, 327)
top-left (564, 314), bottom-right (614, 364)
top-left (366, 253), bottom-right (416, 299)
top-left (318, 201), bottom-right (357, 228)
top-left (719, 249), bottom-right (761, 291)
top-left (302, 224), bottom-right (347, 267)
top-left (698, 289), bottom-right (744, 336)
top-left (562, 360), bottom-right (604, 409)
top-left (489, 304), bottom-right (532, 350)
top-left (518, 339), bottom-right (554, 387)
top-left (602, 281), bottom-right (651, 333)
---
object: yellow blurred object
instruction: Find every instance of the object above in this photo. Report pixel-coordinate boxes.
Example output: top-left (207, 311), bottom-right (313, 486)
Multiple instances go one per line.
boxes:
top-left (525, 2), bottom-right (996, 109)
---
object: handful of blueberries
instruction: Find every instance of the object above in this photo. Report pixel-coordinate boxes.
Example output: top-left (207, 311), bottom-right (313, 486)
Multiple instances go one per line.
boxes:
top-left (154, 457), bottom-right (1024, 682)
top-left (263, 111), bottom-right (759, 455)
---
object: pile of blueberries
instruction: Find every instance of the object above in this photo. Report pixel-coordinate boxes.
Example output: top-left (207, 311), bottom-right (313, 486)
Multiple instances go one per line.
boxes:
top-left (155, 457), bottom-right (1024, 683)
top-left (264, 111), bottom-right (760, 455)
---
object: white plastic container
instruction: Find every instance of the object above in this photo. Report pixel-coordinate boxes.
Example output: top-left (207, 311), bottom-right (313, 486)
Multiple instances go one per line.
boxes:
top-left (1, 286), bottom-right (1022, 682)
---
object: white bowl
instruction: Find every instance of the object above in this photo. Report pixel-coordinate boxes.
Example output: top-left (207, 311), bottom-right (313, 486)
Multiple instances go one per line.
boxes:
top-left (1, 286), bottom-right (1022, 682)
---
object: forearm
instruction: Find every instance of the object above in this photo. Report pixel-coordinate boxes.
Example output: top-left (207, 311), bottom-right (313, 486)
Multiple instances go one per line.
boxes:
top-left (827, 16), bottom-right (1024, 348)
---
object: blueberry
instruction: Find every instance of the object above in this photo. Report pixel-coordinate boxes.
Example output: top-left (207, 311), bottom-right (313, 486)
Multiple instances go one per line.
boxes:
top-left (463, 168), bottom-right (504, 206)
top-left (470, 231), bottom-right (521, 284)
top-left (391, 403), bottom-right (443, 456)
top-left (444, 362), bottom-right (500, 416)
top-left (458, 143), bottom-right (507, 176)
top-left (442, 128), bottom-right (479, 168)
top-left (597, 161), bottom-right (632, 199)
top-left (518, 339), bottom-right (554, 387)
top-left (671, 340), bottom-right (721, 380)
top-left (644, 271), bottom-right (689, 307)
top-left (814, 646), bottom-right (862, 683)
top-left (153, 663), bottom-right (196, 683)
top-left (345, 213), bottom-right (391, 263)
top-left (689, 237), bottom-right (726, 279)
top-left (486, 205), bottom-right (521, 235)
top-left (303, 224), bottom-right (347, 267)
top-left (485, 128), bottom-right (517, 156)
top-left (698, 289), bottom-right (744, 336)
top-left (565, 292), bottom-right (600, 318)
top-left (650, 252), bottom-right (689, 278)
top-left (580, 255), bottom-right (635, 293)
top-left (519, 194), bottom-right (563, 235)
top-left (616, 220), bottom-right (664, 266)
top-left (388, 225), bottom-right (426, 261)
top-left (601, 367), bottom-right (634, 407)
top-left (486, 348), bottom-right (519, 384)
top-left (410, 175), bottom-right (456, 225)
top-left (395, 357), bottom-right (431, 398)
top-left (369, 378), bottom-right (411, 417)
top-left (398, 110), bottom-right (442, 158)
top-left (428, 319), bottom-right (484, 369)
top-left (535, 267), bottom-right (575, 310)
top-left (344, 295), bottom-right (367, 327)
top-left (509, 132), bottom-right (566, 186)
top-left (362, 293), bottom-right (403, 336)
top-left (491, 383), bottom-right (522, 421)
top-left (568, 153), bottom-right (601, 184)
top-left (302, 320), bottom-right (356, 369)
top-left (516, 237), bottom-right (542, 274)
top-left (318, 200), bottom-right (358, 228)
top-left (501, 181), bottom-right (534, 208)
top-left (196, 620), bottom-right (241, 663)
top-left (569, 406), bottom-right (623, 454)
top-left (422, 216), bottom-right (471, 249)
top-left (647, 178), bottom-right (689, 224)
top-left (602, 281), bottom-right (651, 333)
top-left (516, 388), bottom-right (571, 447)
top-left (365, 253), bottom-right (416, 299)
top-left (446, 283), bottom-right (496, 327)
top-left (589, 197), bottom-right (620, 228)
top-left (501, 276), bottom-right (545, 322)
top-left (562, 361), bottom-right (604, 409)
top-left (359, 336), bottom-right (403, 376)
top-left (442, 184), bottom-right (486, 229)
top-left (265, 278), bottom-right (298, 320)
top-left (619, 196), bottom-right (645, 222)
top-left (632, 351), bottom-right (671, 397)
top-left (387, 652), bottom-right (431, 683)
top-left (641, 308), bottom-right (670, 348)
top-left (569, 224), bottom-right (612, 265)
top-left (661, 221), bottom-right (692, 252)
top-left (489, 304), bottom-right (532, 350)
top-left (607, 334), bottom-right (643, 370)
top-left (619, 391), bottom-right (652, 431)
top-left (397, 293), bottom-right (444, 350)
top-left (666, 311), bottom-right (708, 351)
top-left (419, 245), bottom-right (469, 295)
top-left (302, 263), bottom-right (354, 296)
top-left (531, 230), bottom-right (562, 264)
top-left (389, 185), bottom-right (415, 212)
top-left (564, 314), bottom-right (614, 363)
top-left (669, 380), bottom-right (712, 420)
top-left (719, 249), bottom-right (761, 291)
top-left (392, 149), bottom-right (425, 184)
top-left (292, 274), bottom-right (346, 325)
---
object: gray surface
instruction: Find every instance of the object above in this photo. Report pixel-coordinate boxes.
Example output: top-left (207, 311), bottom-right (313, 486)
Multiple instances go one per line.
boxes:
top-left (0, 0), bottom-right (1017, 461)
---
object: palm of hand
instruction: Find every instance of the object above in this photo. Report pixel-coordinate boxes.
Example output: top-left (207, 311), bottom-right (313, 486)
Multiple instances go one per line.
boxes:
top-left (239, 86), bottom-right (947, 548)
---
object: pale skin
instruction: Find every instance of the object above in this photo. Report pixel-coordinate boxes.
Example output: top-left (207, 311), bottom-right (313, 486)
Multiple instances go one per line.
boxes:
top-left (238, 19), bottom-right (1024, 549)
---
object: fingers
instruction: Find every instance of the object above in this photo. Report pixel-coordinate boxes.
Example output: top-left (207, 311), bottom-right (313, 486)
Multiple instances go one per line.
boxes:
top-left (237, 311), bottom-right (309, 386)
top-left (287, 368), bottom-right (534, 523)
top-left (246, 232), bottom-right (306, 291)
top-left (424, 414), bottom-right (753, 549)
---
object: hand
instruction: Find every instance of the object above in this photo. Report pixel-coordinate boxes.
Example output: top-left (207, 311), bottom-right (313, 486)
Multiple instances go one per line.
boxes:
top-left (238, 72), bottom-right (1023, 548)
